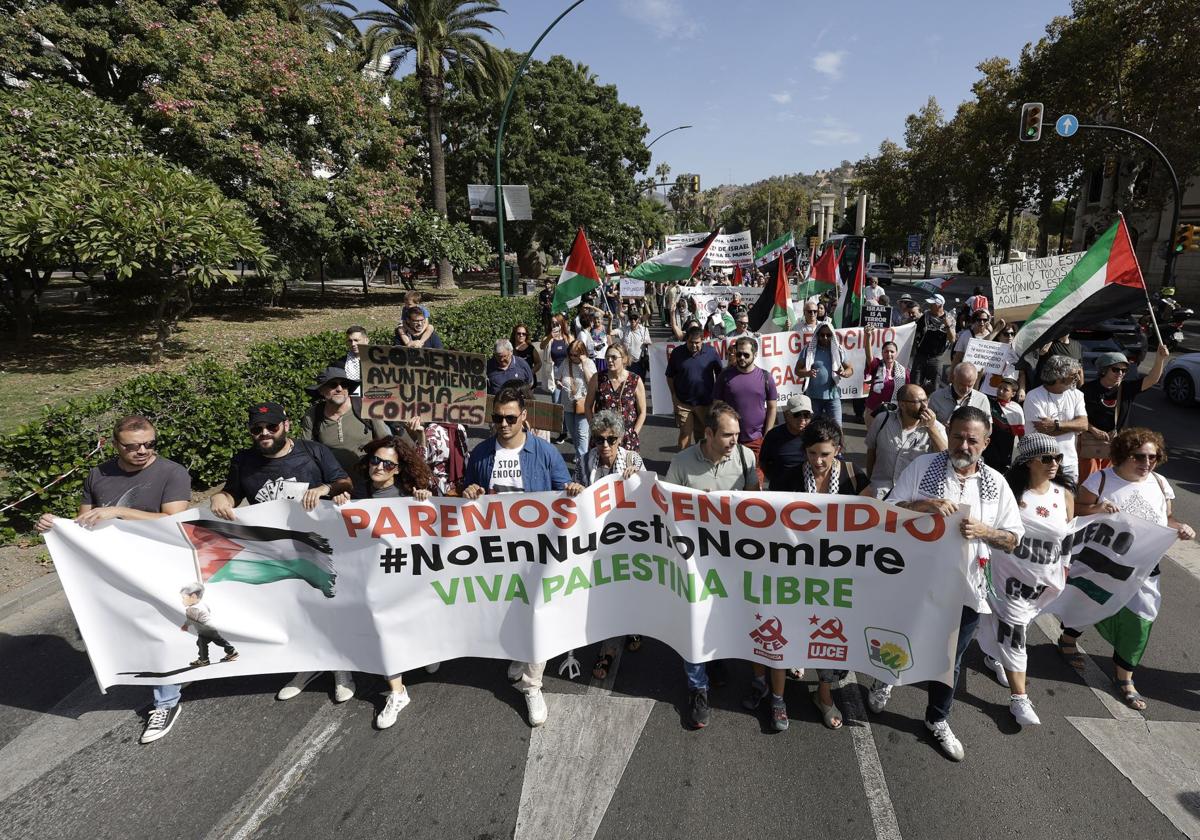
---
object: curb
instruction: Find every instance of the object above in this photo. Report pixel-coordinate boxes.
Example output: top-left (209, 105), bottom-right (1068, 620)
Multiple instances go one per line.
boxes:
top-left (0, 571), bottom-right (63, 624)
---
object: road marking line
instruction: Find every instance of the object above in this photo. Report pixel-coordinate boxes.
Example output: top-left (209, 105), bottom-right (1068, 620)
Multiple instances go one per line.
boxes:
top-left (841, 674), bottom-right (903, 840)
top-left (1031, 613), bottom-right (1142, 722)
top-left (203, 703), bottom-right (344, 840)
top-left (0, 678), bottom-right (143, 803)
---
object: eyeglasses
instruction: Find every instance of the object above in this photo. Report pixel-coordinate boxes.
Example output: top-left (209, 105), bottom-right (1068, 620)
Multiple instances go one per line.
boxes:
top-left (900, 398), bottom-right (928, 405)
top-left (804, 308), bottom-right (817, 314)
top-left (117, 439), bottom-right (157, 452)
top-left (1002, 331), bottom-right (1016, 337)
top-left (1037, 454), bottom-right (1064, 464)
top-left (492, 413), bottom-right (521, 425)
top-left (249, 423), bottom-right (282, 435)
top-left (1129, 452), bottom-right (1158, 464)
top-left (1109, 366), bottom-right (1129, 374)
top-left (514, 331), bottom-right (527, 336)
top-left (369, 455), bottom-right (399, 471)
top-left (736, 352), bottom-right (754, 359)
top-left (595, 435), bottom-right (620, 446)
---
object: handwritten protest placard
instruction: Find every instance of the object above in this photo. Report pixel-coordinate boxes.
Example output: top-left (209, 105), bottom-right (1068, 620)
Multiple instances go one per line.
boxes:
top-left (963, 337), bottom-right (1018, 396)
top-left (360, 345), bottom-right (489, 426)
top-left (863, 303), bottom-right (891, 329)
top-left (620, 278), bottom-right (646, 297)
top-left (990, 252), bottom-right (1084, 321)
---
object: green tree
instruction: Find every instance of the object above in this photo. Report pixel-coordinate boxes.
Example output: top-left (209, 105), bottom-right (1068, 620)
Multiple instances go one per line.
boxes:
top-left (0, 81), bottom-right (145, 339)
top-left (3, 157), bottom-right (271, 361)
top-left (358, 0), bottom-right (511, 289)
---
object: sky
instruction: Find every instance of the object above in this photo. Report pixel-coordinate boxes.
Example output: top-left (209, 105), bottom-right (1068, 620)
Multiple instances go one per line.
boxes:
top-left (362, 0), bottom-right (1073, 187)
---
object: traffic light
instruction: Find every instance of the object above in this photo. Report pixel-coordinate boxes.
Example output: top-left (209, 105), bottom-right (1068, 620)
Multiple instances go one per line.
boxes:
top-left (1174, 224), bottom-right (1198, 253)
top-left (690, 174), bottom-right (700, 193)
top-left (1019, 102), bottom-right (1043, 142)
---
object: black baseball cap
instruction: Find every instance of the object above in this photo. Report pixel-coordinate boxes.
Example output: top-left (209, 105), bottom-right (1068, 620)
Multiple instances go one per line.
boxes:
top-left (248, 402), bottom-right (288, 426)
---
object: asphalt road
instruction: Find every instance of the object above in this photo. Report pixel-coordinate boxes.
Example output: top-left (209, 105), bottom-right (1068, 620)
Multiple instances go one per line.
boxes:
top-left (3, 290), bottom-right (1200, 840)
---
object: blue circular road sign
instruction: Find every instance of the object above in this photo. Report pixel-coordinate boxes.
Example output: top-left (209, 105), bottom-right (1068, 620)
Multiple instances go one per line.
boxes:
top-left (1055, 114), bottom-right (1079, 137)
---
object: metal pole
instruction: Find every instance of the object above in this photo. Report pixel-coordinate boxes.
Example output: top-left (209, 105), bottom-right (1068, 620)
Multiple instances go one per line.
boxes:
top-left (1076, 123), bottom-right (1182, 287)
top-left (494, 0), bottom-right (589, 297)
top-left (646, 124), bottom-right (692, 150)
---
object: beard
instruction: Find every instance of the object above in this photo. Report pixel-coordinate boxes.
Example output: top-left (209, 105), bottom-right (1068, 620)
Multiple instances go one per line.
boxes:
top-left (950, 452), bottom-right (978, 470)
top-left (257, 433), bottom-right (288, 456)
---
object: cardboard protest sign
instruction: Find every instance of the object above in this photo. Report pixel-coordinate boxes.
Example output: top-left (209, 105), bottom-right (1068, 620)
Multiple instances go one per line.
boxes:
top-left (620, 278), bottom-right (646, 297)
top-left (962, 337), bottom-right (1019, 396)
top-left (990, 252), bottom-right (1085, 321)
top-left (360, 345), bottom-right (489, 426)
top-left (863, 303), bottom-right (891, 329)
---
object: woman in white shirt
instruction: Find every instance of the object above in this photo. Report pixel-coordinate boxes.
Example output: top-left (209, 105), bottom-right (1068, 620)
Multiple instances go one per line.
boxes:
top-left (555, 340), bottom-right (597, 473)
top-left (1059, 427), bottom-right (1195, 711)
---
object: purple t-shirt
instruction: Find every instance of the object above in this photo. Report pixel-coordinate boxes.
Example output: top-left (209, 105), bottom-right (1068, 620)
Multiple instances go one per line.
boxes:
top-left (713, 366), bottom-right (779, 442)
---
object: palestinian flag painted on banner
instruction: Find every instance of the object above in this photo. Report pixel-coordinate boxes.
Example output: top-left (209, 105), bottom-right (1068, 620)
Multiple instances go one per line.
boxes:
top-left (1012, 215), bottom-right (1145, 358)
top-left (754, 231), bottom-right (795, 269)
top-left (552, 228), bottom-right (602, 314)
top-left (181, 520), bottom-right (337, 598)
top-left (746, 253), bottom-right (794, 333)
top-left (627, 227), bottom-right (720, 284)
top-left (834, 243), bottom-right (865, 328)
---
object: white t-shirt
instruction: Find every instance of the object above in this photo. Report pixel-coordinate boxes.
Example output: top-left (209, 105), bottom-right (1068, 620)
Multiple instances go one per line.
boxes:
top-left (1023, 386), bottom-right (1087, 475)
top-left (865, 285), bottom-right (884, 304)
top-left (490, 446), bottom-right (524, 494)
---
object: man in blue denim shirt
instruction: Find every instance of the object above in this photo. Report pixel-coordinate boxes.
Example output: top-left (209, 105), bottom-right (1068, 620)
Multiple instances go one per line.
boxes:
top-left (462, 385), bottom-right (583, 727)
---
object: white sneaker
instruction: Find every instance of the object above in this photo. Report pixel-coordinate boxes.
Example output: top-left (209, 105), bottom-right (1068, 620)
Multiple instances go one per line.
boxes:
top-left (1010, 694), bottom-right (1041, 726)
top-left (333, 671), bottom-right (356, 703)
top-left (866, 681), bottom-right (893, 714)
top-left (984, 655), bottom-right (1010, 687)
top-left (507, 661), bottom-right (523, 682)
top-left (424, 662), bottom-right (441, 674)
top-left (925, 719), bottom-right (965, 761)
top-left (276, 671), bottom-right (319, 701)
top-left (375, 688), bottom-right (411, 729)
top-left (525, 689), bottom-right (548, 727)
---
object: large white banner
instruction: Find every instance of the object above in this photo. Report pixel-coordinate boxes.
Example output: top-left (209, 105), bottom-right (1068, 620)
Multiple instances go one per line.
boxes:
top-left (45, 477), bottom-right (974, 692)
top-left (648, 322), bottom-right (917, 414)
top-left (989, 252), bottom-right (1084, 321)
top-left (666, 231), bottom-right (754, 267)
top-left (677, 285), bottom-right (764, 317)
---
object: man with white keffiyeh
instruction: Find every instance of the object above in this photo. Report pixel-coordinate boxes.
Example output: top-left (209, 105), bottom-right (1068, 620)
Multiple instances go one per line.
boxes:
top-left (862, 405), bottom-right (1024, 763)
top-left (793, 322), bottom-right (853, 425)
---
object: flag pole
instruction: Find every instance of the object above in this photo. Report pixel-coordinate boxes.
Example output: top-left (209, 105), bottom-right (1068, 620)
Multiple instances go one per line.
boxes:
top-left (1122, 211), bottom-right (1166, 348)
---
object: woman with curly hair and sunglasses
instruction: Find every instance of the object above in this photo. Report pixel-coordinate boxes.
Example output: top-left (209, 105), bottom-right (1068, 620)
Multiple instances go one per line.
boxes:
top-left (319, 436), bottom-right (435, 730)
top-left (1059, 427), bottom-right (1195, 711)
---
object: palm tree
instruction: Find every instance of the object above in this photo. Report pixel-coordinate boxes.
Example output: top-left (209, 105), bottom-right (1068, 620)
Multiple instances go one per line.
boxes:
top-left (283, 0), bottom-right (360, 45)
top-left (358, 0), bottom-right (511, 289)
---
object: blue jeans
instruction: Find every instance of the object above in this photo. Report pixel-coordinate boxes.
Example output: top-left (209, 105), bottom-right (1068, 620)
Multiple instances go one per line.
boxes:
top-left (811, 396), bottom-right (842, 426)
top-left (683, 661), bottom-right (709, 692)
top-left (153, 683), bottom-right (182, 710)
top-left (565, 411), bottom-right (590, 476)
top-left (926, 606), bottom-right (980, 724)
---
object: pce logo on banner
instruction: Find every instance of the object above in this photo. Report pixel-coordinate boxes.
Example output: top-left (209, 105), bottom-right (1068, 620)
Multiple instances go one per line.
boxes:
top-left (749, 613), bottom-right (787, 661)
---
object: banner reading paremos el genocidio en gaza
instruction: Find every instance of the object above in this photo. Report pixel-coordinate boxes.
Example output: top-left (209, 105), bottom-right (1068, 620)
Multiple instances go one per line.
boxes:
top-left (45, 475), bottom-right (976, 692)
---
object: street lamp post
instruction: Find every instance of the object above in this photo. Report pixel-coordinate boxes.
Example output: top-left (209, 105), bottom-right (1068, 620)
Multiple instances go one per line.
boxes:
top-left (646, 124), bottom-right (692, 150)
top-left (494, 0), bottom-right (589, 297)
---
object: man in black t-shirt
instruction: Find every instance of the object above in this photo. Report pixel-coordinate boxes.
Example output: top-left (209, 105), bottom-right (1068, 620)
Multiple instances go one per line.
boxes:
top-left (538, 279), bottom-right (554, 335)
top-left (759, 395), bottom-right (813, 491)
top-left (1078, 347), bottom-right (1170, 481)
top-left (210, 402), bottom-right (351, 519)
top-left (36, 415), bottom-right (192, 745)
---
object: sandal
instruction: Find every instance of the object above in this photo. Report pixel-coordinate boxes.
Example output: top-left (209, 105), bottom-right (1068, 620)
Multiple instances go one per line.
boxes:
top-left (591, 653), bottom-right (614, 680)
top-left (1116, 679), bottom-right (1147, 711)
top-left (625, 635), bottom-right (642, 652)
top-left (1057, 636), bottom-right (1086, 669)
top-left (786, 668), bottom-right (806, 681)
top-left (812, 690), bottom-right (843, 729)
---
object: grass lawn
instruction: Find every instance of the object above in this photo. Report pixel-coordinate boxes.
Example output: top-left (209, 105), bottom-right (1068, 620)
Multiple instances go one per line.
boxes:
top-left (0, 274), bottom-right (502, 433)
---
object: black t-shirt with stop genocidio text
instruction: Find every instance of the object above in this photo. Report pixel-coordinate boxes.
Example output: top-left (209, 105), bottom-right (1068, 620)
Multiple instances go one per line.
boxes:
top-left (82, 456), bottom-right (192, 513)
top-left (223, 439), bottom-right (347, 505)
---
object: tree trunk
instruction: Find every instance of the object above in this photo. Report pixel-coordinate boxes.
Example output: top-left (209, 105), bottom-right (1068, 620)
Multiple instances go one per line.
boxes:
top-left (423, 78), bottom-right (456, 291)
top-left (151, 276), bottom-right (186, 364)
top-left (923, 210), bottom-right (936, 278)
top-left (1003, 205), bottom-right (1015, 258)
top-left (1, 267), bottom-right (34, 341)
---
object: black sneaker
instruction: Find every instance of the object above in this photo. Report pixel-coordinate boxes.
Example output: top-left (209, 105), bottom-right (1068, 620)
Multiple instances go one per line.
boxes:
top-left (689, 689), bottom-right (710, 729)
top-left (140, 705), bottom-right (181, 744)
top-left (741, 678), bottom-right (769, 710)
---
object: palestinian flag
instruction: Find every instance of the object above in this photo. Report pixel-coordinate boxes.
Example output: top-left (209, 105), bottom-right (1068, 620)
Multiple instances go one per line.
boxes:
top-left (731, 263), bottom-right (743, 286)
top-left (746, 254), bottom-right (793, 333)
top-left (754, 231), bottom-right (795, 269)
top-left (181, 520), bottom-right (337, 598)
top-left (1013, 215), bottom-right (1146, 358)
top-left (552, 228), bottom-right (602, 314)
top-left (627, 227), bottom-right (720, 284)
top-left (834, 243), bottom-right (865, 328)
top-left (808, 243), bottom-right (842, 299)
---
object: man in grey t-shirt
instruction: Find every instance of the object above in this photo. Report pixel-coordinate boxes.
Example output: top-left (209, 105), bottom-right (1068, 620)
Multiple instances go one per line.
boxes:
top-left (36, 415), bottom-right (192, 745)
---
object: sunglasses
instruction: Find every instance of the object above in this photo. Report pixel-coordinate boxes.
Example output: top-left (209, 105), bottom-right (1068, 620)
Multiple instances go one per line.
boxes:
top-left (1130, 452), bottom-right (1158, 463)
top-left (492, 413), bottom-right (521, 425)
top-left (1002, 331), bottom-right (1016, 337)
top-left (595, 435), bottom-right (620, 446)
top-left (1037, 454), bottom-right (1064, 464)
top-left (250, 423), bottom-right (282, 435)
top-left (736, 352), bottom-right (754, 359)
top-left (117, 439), bottom-right (157, 452)
top-left (515, 331), bottom-right (527, 336)
top-left (1109, 366), bottom-right (1129, 373)
top-left (369, 455), bottom-right (399, 471)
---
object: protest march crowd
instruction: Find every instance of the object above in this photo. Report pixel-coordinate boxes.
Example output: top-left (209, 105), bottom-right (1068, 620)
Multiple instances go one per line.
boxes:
top-left (35, 238), bottom-right (1195, 767)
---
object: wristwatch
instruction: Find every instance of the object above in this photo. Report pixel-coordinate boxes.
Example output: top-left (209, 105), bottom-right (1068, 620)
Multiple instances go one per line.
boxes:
top-left (1053, 419), bottom-right (1061, 433)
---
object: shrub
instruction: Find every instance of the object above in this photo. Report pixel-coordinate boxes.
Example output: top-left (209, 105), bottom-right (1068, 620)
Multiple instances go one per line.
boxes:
top-left (0, 293), bottom-right (540, 538)
top-left (956, 250), bottom-right (979, 276)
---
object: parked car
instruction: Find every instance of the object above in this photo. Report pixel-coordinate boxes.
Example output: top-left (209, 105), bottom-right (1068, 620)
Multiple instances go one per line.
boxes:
top-left (1091, 316), bottom-right (1148, 365)
top-left (1163, 353), bottom-right (1200, 405)
top-left (866, 263), bottom-right (894, 286)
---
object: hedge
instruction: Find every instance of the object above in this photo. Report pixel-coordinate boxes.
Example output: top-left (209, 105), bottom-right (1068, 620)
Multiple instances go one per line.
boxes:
top-left (0, 294), bottom-right (539, 539)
